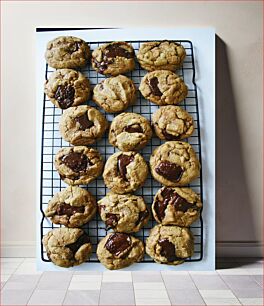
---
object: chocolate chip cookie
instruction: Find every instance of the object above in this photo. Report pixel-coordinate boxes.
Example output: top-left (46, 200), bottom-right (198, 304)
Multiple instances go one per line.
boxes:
top-left (93, 75), bottom-right (136, 113)
top-left (45, 36), bottom-right (90, 69)
top-left (44, 69), bottom-right (90, 109)
top-left (42, 228), bottom-right (92, 267)
top-left (103, 151), bottom-right (148, 194)
top-left (146, 224), bottom-right (194, 265)
top-left (139, 70), bottom-right (188, 106)
top-left (44, 186), bottom-right (97, 227)
top-left (54, 146), bottom-right (104, 186)
top-left (59, 105), bottom-right (108, 145)
top-left (149, 141), bottom-right (200, 186)
top-left (91, 41), bottom-right (135, 76)
top-left (98, 192), bottom-right (149, 233)
top-left (152, 105), bottom-right (194, 140)
top-left (109, 113), bottom-right (152, 151)
top-left (152, 187), bottom-right (202, 227)
top-left (137, 41), bottom-right (186, 71)
top-left (97, 232), bottom-right (144, 270)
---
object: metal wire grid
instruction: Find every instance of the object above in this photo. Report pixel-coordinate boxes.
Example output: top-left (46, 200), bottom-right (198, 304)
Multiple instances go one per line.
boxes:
top-left (40, 40), bottom-right (203, 264)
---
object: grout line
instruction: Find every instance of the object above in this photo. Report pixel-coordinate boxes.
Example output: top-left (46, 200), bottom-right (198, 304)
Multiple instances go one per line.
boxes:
top-left (188, 271), bottom-right (208, 305)
top-left (61, 272), bottom-right (74, 305)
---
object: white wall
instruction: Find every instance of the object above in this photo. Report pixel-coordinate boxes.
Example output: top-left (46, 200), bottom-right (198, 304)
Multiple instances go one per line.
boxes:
top-left (1, 1), bottom-right (262, 257)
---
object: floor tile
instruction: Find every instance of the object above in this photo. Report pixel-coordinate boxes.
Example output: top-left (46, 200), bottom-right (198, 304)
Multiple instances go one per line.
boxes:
top-left (217, 268), bottom-right (250, 275)
top-left (199, 289), bottom-right (237, 298)
top-left (71, 275), bottom-right (102, 282)
top-left (191, 274), bottom-right (228, 290)
top-left (132, 271), bottom-right (162, 282)
top-left (1, 274), bottom-right (11, 282)
top-left (190, 271), bottom-right (218, 275)
top-left (99, 289), bottom-right (135, 305)
top-left (134, 282), bottom-right (166, 290)
top-left (63, 290), bottom-right (100, 305)
top-left (203, 298), bottom-right (241, 305)
top-left (23, 258), bottom-right (36, 263)
top-left (68, 280), bottom-right (101, 290)
top-left (245, 268), bottom-right (263, 275)
top-left (74, 270), bottom-right (102, 275)
top-left (1, 288), bottom-right (33, 305)
top-left (27, 289), bottom-right (66, 305)
top-left (1, 281), bottom-right (5, 289)
top-left (37, 271), bottom-right (72, 290)
top-left (162, 274), bottom-right (196, 290)
top-left (231, 287), bottom-right (263, 298)
top-left (167, 289), bottom-right (205, 305)
top-left (252, 275), bottom-right (264, 287)
top-left (0, 258), bottom-right (25, 263)
top-left (101, 281), bottom-right (133, 290)
top-left (102, 271), bottom-right (132, 282)
top-left (14, 262), bottom-right (42, 275)
top-left (161, 270), bottom-right (189, 275)
top-left (135, 299), bottom-right (171, 305)
top-left (134, 289), bottom-right (169, 299)
top-left (220, 275), bottom-right (261, 290)
top-left (3, 274), bottom-right (41, 290)
top-left (239, 298), bottom-right (264, 305)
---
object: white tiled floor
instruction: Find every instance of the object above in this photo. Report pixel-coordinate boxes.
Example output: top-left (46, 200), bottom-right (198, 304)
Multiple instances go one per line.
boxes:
top-left (0, 258), bottom-right (263, 305)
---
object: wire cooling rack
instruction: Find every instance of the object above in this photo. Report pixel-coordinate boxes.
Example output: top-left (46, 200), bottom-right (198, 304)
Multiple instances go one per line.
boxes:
top-left (40, 40), bottom-right (203, 264)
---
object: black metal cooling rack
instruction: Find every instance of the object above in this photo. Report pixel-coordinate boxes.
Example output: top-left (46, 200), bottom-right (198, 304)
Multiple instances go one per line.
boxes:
top-left (40, 40), bottom-right (203, 264)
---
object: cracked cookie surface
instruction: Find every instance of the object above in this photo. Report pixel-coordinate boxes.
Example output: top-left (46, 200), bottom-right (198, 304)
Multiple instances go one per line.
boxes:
top-left (152, 187), bottom-right (202, 227)
top-left (42, 228), bottom-right (92, 267)
top-left (44, 69), bottom-right (90, 109)
top-left (59, 105), bottom-right (108, 145)
top-left (109, 113), bottom-right (152, 151)
top-left (146, 224), bottom-right (194, 265)
top-left (91, 41), bottom-right (135, 76)
top-left (98, 192), bottom-right (149, 233)
top-left (97, 232), bottom-right (144, 270)
top-left (152, 105), bottom-right (194, 140)
top-left (45, 186), bottom-right (97, 228)
top-left (137, 41), bottom-right (186, 71)
top-left (149, 141), bottom-right (200, 186)
top-left (45, 36), bottom-right (90, 69)
top-left (103, 151), bottom-right (148, 194)
top-left (54, 146), bottom-right (104, 186)
top-left (93, 75), bottom-right (136, 113)
top-left (139, 70), bottom-right (188, 106)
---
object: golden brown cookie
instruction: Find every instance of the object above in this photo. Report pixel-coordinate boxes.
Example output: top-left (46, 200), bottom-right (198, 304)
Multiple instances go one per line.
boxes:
top-left (152, 105), bottom-right (194, 140)
top-left (103, 151), bottom-right (148, 194)
top-left (59, 105), bottom-right (108, 145)
top-left (45, 36), bottom-right (90, 69)
top-left (149, 141), bottom-right (200, 186)
top-left (91, 41), bottom-right (135, 76)
top-left (97, 232), bottom-right (144, 270)
top-left (42, 228), bottom-right (92, 267)
top-left (109, 113), bottom-right (152, 151)
top-left (44, 69), bottom-right (90, 109)
top-left (146, 224), bottom-right (194, 265)
top-left (93, 75), bottom-right (136, 113)
top-left (139, 70), bottom-right (188, 106)
top-left (152, 187), bottom-right (202, 227)
top-left (137, 41), bottom-right (186, 71)
top-left (44, 186), bottom-right (96, 228)
top-left (98, 192), bottom-right (149, 233)
top-left (54, 146), bottom-right (104, 186)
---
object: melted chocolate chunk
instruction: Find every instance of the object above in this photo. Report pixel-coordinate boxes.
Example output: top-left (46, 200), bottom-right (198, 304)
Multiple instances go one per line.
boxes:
top-left (105, 233), bottom-right (131, 256)
top-left (124, 124), bottom-right (143, 133)
top-left (162, 130), bottom-right (181, 140)
top-left (93, 58), bottom-right (110, 73)
top-left (135, 210), bottom-right (149, 226)
top-left (67, 233), bottom-right (90, 254)
top-left (155, 161), bottom-right (183, 181)
top-left (159, 238), bottom-right (182, 262)
top-left (105, 213), bottom-right (119, 228)
top-left (54, 85), bottom-right (75, 109)
top-left (104, 43), bottom-right (134, 59)
top-left (149, 77), bottom-right (162, 97)
top-left (62, 152), bottom-right (88, 172)
top-left (69, 41), bottom-right (82, 53)
top-left (154, 188), bottom-right (197, 221)
top-left (117, 154), bottom-right (134, 180)
top-left (75, 113), bottom-right (94, 130)
top-left (56, 203), bottom-right (85, 217)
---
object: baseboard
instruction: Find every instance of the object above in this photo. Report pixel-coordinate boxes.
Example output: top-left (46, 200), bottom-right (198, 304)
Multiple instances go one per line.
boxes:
top-left (1, 241), bottom-right (263, 258)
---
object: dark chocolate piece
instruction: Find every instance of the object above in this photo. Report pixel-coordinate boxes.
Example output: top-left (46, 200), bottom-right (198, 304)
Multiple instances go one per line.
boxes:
top-left (135, 210), bottom-right (149, 226)
top-left (67, 233), bottom-right (90, 254)
top-left (75, 113), bottom-right (94, 130)
top-left (56, 203), bottom-right (85, 216)
top-left (104, 43), bottom-right (134, 59)
top-left (124, 124), bottom-right (143, 133)
top-left (105, 233), bottom-right (131, 257)
top-left (62, 152), bottom-right (88, 172)
top-left (162, 130), bottom-right (180, 140)
top-left (105, 213), bottom-right (119, 228)
top-left (54, 85), bottom-right (75, 109)
top-left (159, 238), bottom-right (183, 262)
top-left (155, 161), bottom-right (183, 181)
top-left (149, 77), bottom-right (162, 97)
top-left (117, 154), bottom-right (134, 180)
